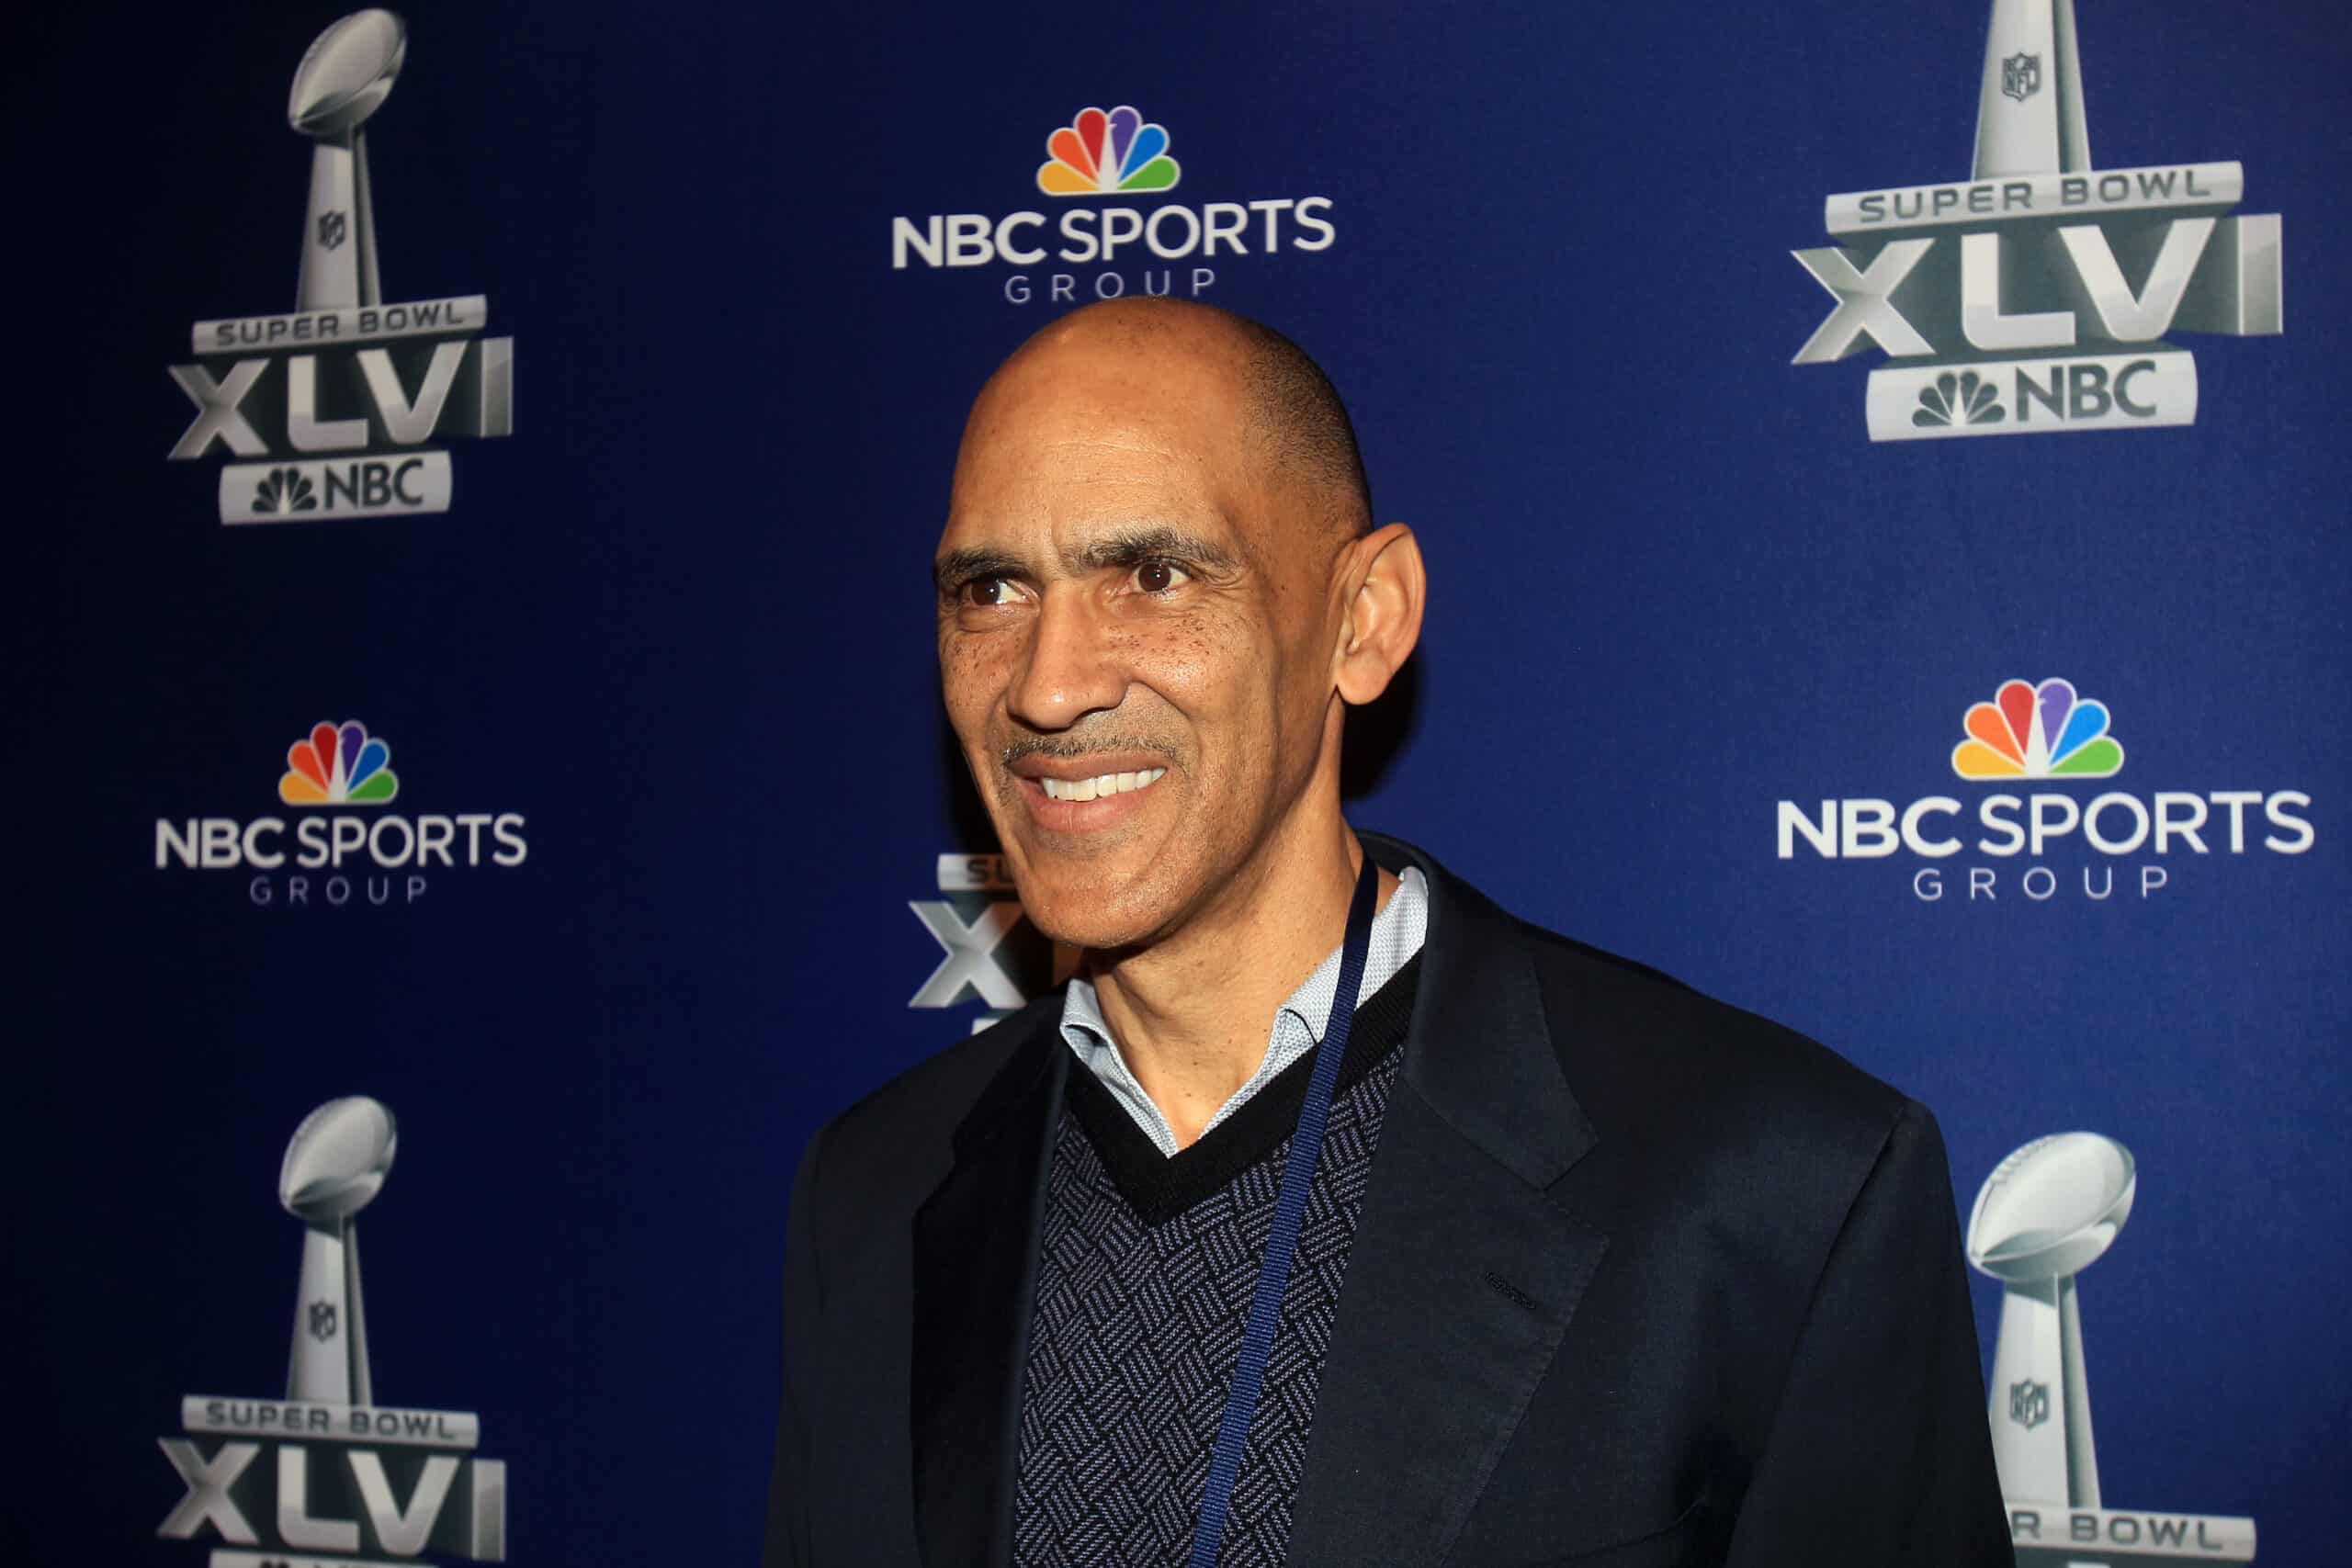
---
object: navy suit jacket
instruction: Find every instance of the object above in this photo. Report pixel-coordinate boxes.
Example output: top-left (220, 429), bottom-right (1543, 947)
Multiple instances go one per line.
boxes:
top-left (764, 834), bottom-right (2010, 1566)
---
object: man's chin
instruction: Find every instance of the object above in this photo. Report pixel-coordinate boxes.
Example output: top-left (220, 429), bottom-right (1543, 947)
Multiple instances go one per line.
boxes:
top-left (1008, 858), bottom-right (1186, 956)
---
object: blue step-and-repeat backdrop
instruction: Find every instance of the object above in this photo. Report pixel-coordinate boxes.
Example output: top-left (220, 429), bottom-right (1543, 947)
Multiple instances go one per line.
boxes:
top-left (9, 0), bottom-right (2346, 1562)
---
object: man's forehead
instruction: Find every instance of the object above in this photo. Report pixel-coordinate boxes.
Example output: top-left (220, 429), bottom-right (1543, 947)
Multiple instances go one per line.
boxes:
top-left (960, 426), bottom-right (1219, 491)
top-left (937, 487), bottom-right (1250, 569)
top-left (941, 310), bottom-right (1327, 571)
top-left (963, 315), bottom-right (1247, 446)
top-left (959, 367), bottom-right (1233, 478)
top-left (945, 397), bottom-right (1252, 559)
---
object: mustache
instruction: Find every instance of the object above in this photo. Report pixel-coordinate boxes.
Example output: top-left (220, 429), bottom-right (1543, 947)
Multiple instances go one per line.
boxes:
top-left (999, 733), bottom-right (1180, 769)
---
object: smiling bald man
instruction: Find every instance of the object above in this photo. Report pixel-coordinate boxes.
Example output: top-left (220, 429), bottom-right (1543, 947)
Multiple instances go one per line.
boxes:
top-left (765, 300), bottom-right (2008, 1568)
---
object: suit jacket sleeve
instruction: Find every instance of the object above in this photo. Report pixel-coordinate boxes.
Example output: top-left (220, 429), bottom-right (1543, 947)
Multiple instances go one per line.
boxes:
top-left (763, 1126), bottom-right (827, 1568)
top-left (1723, 1100), bottom-right (2011, 1567)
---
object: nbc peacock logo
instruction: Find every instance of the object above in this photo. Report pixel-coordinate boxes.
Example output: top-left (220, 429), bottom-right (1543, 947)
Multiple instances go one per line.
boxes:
top-left (1952, 679), bottom-right (2123, 781)
top-left (279, 720), bottom-right (401, 805)
top-left (155, 716), bottom-right (526, 908)
top-left (888, 99), bottom-right (1333, 305)
top-left (1036, 106), bottom-right (1181, 197)
top-left (1774, 670), bottom-right (2313, 905)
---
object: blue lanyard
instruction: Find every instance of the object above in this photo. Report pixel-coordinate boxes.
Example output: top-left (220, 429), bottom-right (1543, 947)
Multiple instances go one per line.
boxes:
top-left (1186, 854), bottom-right (1383, 1568)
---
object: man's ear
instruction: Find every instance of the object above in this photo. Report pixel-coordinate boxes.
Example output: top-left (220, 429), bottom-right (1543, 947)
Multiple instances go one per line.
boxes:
top-left (1334, 523), bottom-right (1426, 705)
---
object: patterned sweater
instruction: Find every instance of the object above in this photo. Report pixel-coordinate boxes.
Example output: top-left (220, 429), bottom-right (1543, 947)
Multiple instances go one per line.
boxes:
top-left (1011, 959), bottom-right (1421, 1567)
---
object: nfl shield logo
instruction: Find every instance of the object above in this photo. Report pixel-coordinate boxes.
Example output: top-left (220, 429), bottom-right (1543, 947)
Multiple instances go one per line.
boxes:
top-left (2001, 52), bottom-right (2042, 102)
top-left (2008, 1378), bottom-right (2050, 1430)
top-left (317, 209), bottom-right (348, 251)
top-left (308, 1299), bottom-right (340, 1342)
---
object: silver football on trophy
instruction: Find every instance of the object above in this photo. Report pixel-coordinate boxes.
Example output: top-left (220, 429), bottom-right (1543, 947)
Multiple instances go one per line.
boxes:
top-left (288, 10), bottom-right (408, 138)
top-left (1966, 1131), bottom-right (2135, 1283)
top-left (279, 1096), bottom-right (399, 1222)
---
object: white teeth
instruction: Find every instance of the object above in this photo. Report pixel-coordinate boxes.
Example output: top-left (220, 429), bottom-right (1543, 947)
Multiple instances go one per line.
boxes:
top-left (1041, 767), bottom-right (1169, 801)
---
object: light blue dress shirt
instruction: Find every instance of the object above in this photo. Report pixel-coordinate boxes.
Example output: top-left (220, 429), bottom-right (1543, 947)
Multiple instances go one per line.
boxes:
top-left (1057, 866), bottom-right (1429, 1156)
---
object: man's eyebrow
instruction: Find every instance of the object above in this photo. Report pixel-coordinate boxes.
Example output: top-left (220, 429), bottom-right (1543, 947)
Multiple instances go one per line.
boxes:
top-left (935, 527), bottom-right (1243, 594)
top-left (1066, 525), bottom-right (1240, 574)
top-left (933, 546), bottom-right (1026, 594)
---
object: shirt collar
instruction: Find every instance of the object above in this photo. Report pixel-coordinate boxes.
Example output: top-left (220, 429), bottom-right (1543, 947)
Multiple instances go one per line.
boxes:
top-left (1057, 866), bottom-right (1429, 1153)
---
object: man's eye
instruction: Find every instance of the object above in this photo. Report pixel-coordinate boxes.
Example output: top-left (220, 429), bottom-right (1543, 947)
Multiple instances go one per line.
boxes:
top-left (961, 576), bottom-right (1016, 606)
top-left (1133, 559), bottom-right (1189, 593)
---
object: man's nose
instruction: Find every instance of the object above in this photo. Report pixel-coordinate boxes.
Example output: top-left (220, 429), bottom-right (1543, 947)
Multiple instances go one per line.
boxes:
top-left (1006, 586), bottom-right (1125, 732)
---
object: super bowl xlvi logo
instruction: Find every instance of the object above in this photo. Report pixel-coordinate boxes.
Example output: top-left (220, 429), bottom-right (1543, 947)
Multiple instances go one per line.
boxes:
top-left (1774, 676), bottom-right (2313, 903)
top-left (1792, 0), bottom-right (2281, 441)
top-left (166, 11), bottom-right (515, 524)
top-left (159, 1097), bottom-right (510, 1567)
top-left (1968, 1133), bottom-right (2256, 1562)
top-left (153, 720), bottom-right (527, 908)
top-left (909, 853), bottom-right (1075, 1032)
top-left (890, 105), bottom-right (1336, 307)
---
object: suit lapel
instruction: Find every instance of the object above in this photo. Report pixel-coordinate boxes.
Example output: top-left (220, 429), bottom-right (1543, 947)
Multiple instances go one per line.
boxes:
top-left (909, 1007), bottom-right (1068, 1568)
top-left (1286, 839), bottom-right (1610, 1568)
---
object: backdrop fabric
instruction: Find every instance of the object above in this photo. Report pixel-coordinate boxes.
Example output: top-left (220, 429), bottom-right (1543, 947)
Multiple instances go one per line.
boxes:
top-left (7, 1), bottom-right (2346, 1564)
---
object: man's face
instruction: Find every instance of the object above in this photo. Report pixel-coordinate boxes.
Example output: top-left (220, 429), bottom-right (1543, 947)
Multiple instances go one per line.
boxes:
top-left (935, 332), bottom-right (1343, 952)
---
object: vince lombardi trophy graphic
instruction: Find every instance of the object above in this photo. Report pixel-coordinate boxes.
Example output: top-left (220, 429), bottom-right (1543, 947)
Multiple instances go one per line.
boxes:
top-left (290, 10), bottom-right (408, 310)
top-left (279, 1096), bottom-right (398, 1404)
top-left (1973, 0), bottom-right (2089, 179)
top-left (1967, 1132), bottom-right (2135, 1508)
